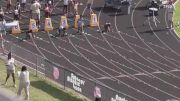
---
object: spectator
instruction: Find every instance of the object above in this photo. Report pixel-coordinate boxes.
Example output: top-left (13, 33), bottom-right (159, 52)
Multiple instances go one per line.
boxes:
top-left (17, 65), bottom-right (30, 101)
top-left (77, 15), bottom-right (85, 34)
top-left (0, 7), bottom-right (4, 21)
top-left (30, 0), bottom-right (41, 28)
top-left (94, 86), bottom-right (101, 101)
top-left (63, 0), bottom-right (69, 15)
top-left (4, 52), bottom-right (16, 87)
top-left (21, 0), bottom-right (27, 11)
top-left (44, 3), bottom-right (51, 18)
top-left (6, 0), bottom-right (12, 13)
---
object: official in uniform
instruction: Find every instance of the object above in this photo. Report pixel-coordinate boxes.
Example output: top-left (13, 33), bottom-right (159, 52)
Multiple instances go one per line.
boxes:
top-left (167, 0), bottom-right (175, 29)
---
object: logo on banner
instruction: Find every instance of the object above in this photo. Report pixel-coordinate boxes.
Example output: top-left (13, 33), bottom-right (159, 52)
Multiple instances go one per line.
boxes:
top-left (111, 94), bottom-right (128, 101)
top-left (67, 73), bottom-right (85, 92)
top-left (45, 18), bottom-right (53, 32)
top-left (53, 67), bottom-right (59, 80)
top-left (60, 16), bottom-right (68, 28)
top-left (32, 22), bottom-right (36, 29)
top-left (29, 19), bottom-right (38, 32)
top-left (90, 13), bottom-right (98, 27)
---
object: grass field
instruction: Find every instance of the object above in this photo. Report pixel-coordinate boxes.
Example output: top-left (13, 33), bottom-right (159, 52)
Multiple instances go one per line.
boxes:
top-left (0, 59), bottom-right (86, 101)
top-left (174, 0), bottom-right (180, 36)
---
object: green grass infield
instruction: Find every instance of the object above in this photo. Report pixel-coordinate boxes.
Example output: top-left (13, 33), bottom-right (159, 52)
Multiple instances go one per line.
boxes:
top-left (174, 0), bottom-right (180, 36)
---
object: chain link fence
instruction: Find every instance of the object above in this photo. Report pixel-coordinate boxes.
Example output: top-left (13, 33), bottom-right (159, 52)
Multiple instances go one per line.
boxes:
top-left (3, 40), bottom-right (137, 101)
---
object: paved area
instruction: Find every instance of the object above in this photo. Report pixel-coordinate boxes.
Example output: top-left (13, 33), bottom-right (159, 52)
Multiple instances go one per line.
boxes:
top-left (0, 86), bottom-right (23, 101)
top-left (0, 0), bottom-right (180, 101)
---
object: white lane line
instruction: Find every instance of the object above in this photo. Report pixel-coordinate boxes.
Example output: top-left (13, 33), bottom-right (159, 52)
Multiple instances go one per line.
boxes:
top-left (110, 59), bottom-right (143, 74)
top-left (128, 42), bottom-right (152, 52)
top-left (148, 10), bottom-right (180, 70)
top-left (35, 36), bottom-right (50, 44)
top-left (121, 32), bottom-right (138, 39)
top-left (129, 58), bottom-right (158, 71)
top-left (58, 46), bottom-right (80, 56)
top-left (97, 69), bottom-right (180, 80)
top-left (74, 62), bottom-right (108, 78)
top-left (87, 33), bottom-right (105, 42)
top-left (104, 32), bottom-right (122, 41)
top-left (13, 53), bottom-right (45, 71)
top-left (93, 44), bottom-right (116, 54)
top-left (110, 42), bottom-right (133, 53)
top-left (164, 56), bottom-right (180, 64)
top-left (9, 34), bottom-right (62, 58)
top-left (146, 41), bottom-right (169, 51)
top-left (70, 35), bottom-right (85, 41)
top-left (130, 0), bottom-right (180, 99)
top-left (147, 57), bottom-right (176, 70)
top-left (74, 44), bottom-right (98, 55)
top-left (92, 61), bottom-right (124, 76)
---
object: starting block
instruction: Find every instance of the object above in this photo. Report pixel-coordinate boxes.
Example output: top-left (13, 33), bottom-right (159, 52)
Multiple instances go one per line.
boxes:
top-left (60, 16), bottom-right (69, 29)
top-left (74, 15), bottom-right (80, 28)
top-left (29, 19), bottom-right (38, 32)
top-left (44, 18), bottom-right (53, 32)
top-left (12, 21), bottom-right (21, 34)
top-left (90, 13), bottom-right (99, 27)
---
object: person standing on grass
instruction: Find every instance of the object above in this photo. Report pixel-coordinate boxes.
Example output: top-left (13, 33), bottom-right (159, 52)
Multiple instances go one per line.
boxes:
top-left (4, 52), bottom-right (16, 87)
top-left (17, 65), bottom-right (30, 101)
